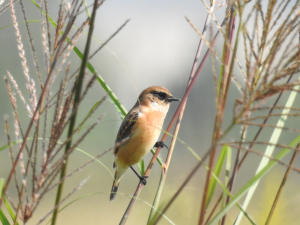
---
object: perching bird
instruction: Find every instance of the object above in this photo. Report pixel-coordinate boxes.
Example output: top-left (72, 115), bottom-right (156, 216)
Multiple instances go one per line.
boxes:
top-left (110, 86), bottom-right (180, 201)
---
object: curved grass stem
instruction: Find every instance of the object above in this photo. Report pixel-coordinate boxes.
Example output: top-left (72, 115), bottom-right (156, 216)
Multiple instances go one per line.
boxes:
top-left (51, 1), bottom-right (99, 224)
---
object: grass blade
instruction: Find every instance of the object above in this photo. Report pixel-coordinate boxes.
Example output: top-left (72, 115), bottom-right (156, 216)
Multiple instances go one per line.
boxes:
top-left (206, 144), bottom-right (228, 207)
top-left (0, 179), bottom-right (19, 225)
top-left (208, 133), bottom-right (300, 225)
top-left (234, 78), bottom-right (300, 225)
top-left (0, 209), bottom-right (10, 225)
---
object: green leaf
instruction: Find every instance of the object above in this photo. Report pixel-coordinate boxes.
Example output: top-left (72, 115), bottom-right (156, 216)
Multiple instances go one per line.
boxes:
top-left (222, 145), bottom-right (232, 208)
top-left (0, 178), bottom-right (4, 198)
top-left (82, 0), bottom-right (91, 18)
top-left (206, 144), bottom-right (228, 207)
top-left (78, 98), bottom-right (106, 133)
top-left (107, 99), bottom-right (126, 120)
top-left (30, 0), bottom-right (128, 118)
top-left (0, 209), bottom-right (10, 225)
top-left (139, 158), bottom-right (145, 176)
top-left (0, 138), bottom-right (33, 152)
top-left (209, 172), bottom-right (256, 225)
top-left (208, 133), bottom-right (300, 225)
top-left (234, 78), bottom-right (300, 225)
top-left (3, 198), bottom-right (19, 225)
top-left (31, 0), bottom-right (163, 176)
top-left (0, 20), bottom-right (40, 31)
top-left (0, 142), bottom-right (17, 152)
top-left (147, 198), bottom-right (174, 225)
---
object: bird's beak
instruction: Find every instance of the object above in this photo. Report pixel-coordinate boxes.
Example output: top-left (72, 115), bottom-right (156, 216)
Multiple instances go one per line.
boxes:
top-left (167, 96), bottom-right (181, 102)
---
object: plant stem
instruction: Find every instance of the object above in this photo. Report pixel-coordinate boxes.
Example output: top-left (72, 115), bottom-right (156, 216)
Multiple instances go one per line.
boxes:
top-left (147, 9), bottom-right (214, 223)
top-left (119, 13), bottom-right (227, 224)
top-left (199, 4), bottom-right (236, 225)
top-left (0, 0), bottom-right (77, 209)
top-left (205, 70), bottom-right (298, 224)
top-left (265, 145), bottom-right (298, 225)
top-left (51, 1), bottom-right (98, 224)
top-left (152, 123), bottom-right (235, 225)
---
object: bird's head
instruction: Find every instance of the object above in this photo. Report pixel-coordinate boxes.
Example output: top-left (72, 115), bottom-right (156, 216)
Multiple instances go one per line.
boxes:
top-left (138, 86), bottom-right (180, 111)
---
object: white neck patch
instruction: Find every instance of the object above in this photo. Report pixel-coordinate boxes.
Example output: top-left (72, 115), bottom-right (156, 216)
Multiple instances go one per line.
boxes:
top-left (151, 101), bottom-right (167, 113)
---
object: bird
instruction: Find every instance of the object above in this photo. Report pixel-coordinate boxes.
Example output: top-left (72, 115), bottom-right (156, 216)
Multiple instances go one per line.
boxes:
top-left (110, 86), bottom-right (180, 201)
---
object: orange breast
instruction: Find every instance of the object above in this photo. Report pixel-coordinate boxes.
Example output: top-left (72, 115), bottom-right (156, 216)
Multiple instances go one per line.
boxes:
top-left (115, 107), bottom-right (166, 167)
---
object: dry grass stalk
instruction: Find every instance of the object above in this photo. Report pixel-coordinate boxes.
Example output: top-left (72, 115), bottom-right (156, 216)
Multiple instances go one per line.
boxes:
top-left (0, 1), bottom-right (109, 223)
top-left (1, 0), bottom-right (300, 224)
top-left (149, 1), bottom-right (300, 224)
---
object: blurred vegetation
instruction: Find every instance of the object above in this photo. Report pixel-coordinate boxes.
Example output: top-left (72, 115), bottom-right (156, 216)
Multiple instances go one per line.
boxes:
top-left (1, 0), bottom-right (300, 225)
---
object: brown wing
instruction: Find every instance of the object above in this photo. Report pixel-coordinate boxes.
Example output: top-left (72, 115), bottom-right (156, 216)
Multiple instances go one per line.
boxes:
top-left (113, 107), bottom-right (140, 155)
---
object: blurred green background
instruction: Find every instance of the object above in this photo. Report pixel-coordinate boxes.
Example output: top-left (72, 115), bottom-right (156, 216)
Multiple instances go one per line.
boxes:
top-left (1, 0), bottom-right (300, 224)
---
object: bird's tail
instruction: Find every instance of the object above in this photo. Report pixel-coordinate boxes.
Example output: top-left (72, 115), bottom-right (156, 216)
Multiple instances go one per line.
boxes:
top-left (110, 172), bottom-right (120, 201)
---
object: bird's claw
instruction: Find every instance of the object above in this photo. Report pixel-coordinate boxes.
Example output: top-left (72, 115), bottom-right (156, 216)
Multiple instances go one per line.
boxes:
top-left (154, 141), bottom-right (169, 150)
top-left (140, 175), bottom-right (148, 185)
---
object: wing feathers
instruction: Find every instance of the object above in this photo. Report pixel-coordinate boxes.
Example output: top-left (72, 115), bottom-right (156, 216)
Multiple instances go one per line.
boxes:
top-left (113, 107), bottom-right (140, 155)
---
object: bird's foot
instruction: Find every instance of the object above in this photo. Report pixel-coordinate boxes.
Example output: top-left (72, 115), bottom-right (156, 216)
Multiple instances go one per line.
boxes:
top-left (154, 141), bottom-right (169, 150)
top-left (140, 175), bottom-right (148, 185)
top-left (130, 166), bottom-right (148, 185)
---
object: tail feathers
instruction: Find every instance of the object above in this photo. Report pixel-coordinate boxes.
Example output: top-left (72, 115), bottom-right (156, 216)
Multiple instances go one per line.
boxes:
top-left (110, 165), bottom-right (127, 201)
top-left (110, 182), bottom-right (119, 201)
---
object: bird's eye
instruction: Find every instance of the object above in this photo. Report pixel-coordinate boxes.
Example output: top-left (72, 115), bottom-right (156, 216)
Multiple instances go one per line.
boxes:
top-left (151, 91), bottom-right (167, 100)
top-left (157, 92), bottom-right (166, 100)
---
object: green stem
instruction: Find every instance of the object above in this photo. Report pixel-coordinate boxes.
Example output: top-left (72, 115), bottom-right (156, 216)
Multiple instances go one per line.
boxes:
top-left (51, 1), bottom-right (98, 224)
top-left (148, 8), bottom-right (216, 223)
top-left (147, 170), bottom-right (166, 224)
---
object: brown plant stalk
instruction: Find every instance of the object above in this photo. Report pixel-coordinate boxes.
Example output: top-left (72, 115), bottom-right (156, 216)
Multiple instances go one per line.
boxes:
top-left (0, 0), bottom-right (84, 209)
top-left (120, 12), bottom-right (228, 225)
top-left (199, 4), bottom-right (236, 225)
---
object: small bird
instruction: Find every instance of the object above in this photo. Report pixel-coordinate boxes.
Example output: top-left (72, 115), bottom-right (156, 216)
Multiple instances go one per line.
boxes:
top-left (110, 86), bottom-right (180, 201)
